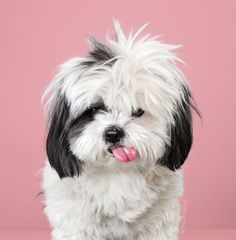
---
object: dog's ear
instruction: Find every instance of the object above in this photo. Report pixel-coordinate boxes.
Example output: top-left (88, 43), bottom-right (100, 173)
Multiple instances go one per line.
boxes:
top-left (46, 95), bottom-right (82, 178)
top-left (158, 87), bottom-right (196, 170)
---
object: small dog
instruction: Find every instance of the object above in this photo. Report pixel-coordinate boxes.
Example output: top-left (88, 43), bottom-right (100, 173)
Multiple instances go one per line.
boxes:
top-left (42, 21), bottom-right (198, 240)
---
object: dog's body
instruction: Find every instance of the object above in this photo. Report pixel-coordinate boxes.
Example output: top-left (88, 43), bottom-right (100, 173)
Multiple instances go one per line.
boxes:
top-left (43, 162), bottom-right (183, 240)
top-left (42, 21), bottom-right (197, 240)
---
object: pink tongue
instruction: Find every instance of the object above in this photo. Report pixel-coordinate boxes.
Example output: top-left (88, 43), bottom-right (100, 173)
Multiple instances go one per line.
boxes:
top-left (112, 147), bottom-right (137, 163)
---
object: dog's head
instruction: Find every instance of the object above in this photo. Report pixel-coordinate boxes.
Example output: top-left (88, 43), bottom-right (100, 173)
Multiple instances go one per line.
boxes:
top-left (43, 21), bottom-right (198, 178)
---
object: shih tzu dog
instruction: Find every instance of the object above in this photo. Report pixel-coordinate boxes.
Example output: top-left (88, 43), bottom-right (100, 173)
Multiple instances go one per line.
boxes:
top-left (42, 21), bottom-right (198, 240)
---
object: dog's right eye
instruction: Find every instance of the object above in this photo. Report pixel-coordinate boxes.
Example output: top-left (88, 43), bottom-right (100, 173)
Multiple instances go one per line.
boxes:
top-left (83, 104), bottom-right (106, 118)
top-left (89, 107), bottom-right (100, 114)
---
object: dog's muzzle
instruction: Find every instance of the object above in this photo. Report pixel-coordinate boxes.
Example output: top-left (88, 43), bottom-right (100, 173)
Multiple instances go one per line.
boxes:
top-left (104, 126), bottom-right (137, 163)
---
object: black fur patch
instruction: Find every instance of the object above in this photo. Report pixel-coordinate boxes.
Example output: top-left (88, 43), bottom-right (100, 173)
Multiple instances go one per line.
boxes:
top-left (82, 37), bottom-right (116, 67)
top-left (46, 95), bottom-right (83, 178)
top-left (69, 102), bottom-right (107, 139)
top-left (158, 87), bottom-right (199, 170)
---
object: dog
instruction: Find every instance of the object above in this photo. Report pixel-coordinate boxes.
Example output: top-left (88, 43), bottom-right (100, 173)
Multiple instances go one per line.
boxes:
top-left (42, 21), bottom-right (198, 240)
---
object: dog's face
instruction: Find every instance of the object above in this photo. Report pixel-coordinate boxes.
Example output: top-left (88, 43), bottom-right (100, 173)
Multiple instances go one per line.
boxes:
top-left (43, 22), bottom-right (196, 178)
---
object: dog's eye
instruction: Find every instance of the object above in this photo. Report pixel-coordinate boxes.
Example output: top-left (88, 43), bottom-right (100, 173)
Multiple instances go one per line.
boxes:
top-left (132, 108), bottom-right (145, 117)
top-left (83, 104), bottom-right (106, 118)
top-left (90, 107), bottom-right (100, 113)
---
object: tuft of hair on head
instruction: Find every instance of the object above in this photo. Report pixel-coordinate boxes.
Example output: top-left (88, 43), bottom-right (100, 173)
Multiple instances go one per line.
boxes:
top-left (78, 36), bottom-right (116, 67)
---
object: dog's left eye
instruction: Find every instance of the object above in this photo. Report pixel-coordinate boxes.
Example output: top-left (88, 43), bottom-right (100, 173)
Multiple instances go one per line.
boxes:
top-left (132, 108), bottom-right (145, 117)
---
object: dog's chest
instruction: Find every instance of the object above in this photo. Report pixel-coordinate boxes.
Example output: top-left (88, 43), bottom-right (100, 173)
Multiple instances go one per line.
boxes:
top-left (76, 170), bottom-right (158, 222)
top-left (62, 170), bottom-right (157, 238)
top-left (44, 164), bottom-right (182, 239)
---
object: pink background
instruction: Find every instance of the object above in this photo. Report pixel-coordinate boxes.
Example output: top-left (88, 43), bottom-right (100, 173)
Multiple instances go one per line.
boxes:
top-left (0, 0), bottom-right (235, 232)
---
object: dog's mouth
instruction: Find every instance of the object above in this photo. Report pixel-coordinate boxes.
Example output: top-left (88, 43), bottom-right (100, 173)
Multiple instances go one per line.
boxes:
top-left (107, 145), bottom-right (137, 163)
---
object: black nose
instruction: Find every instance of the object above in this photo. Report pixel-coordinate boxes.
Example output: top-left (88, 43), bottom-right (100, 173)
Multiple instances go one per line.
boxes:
top-left (104, 126), bottom-right (125, 143)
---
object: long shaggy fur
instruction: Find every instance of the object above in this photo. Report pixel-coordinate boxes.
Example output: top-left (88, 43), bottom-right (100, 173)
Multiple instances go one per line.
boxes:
top-left (42, 21), bottom-right (197, 240)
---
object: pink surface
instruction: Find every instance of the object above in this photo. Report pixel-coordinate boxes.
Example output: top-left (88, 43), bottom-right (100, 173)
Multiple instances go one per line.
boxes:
top-left (1, 230), bottom-right (236, 240)
top-left (0, 0), bottom-right (236, 231)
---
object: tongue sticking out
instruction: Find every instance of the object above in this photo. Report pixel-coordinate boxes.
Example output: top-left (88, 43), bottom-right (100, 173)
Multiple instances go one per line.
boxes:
top-left (111, 146), bottom-right (137, 163)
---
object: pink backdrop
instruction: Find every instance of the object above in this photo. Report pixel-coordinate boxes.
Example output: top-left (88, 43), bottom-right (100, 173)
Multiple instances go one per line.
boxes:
top-left (0, 0), bottom-right (235, 231)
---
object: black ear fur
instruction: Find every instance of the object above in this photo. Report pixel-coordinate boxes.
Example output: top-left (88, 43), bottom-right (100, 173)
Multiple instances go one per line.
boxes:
top-left (46, 95), bottom-right (82, 178)
top-left (158, 87), bottom-right (196, 170)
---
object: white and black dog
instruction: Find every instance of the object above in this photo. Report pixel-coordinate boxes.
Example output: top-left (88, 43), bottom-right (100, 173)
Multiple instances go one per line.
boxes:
top-left (42, 21), bottom-right (198, 240)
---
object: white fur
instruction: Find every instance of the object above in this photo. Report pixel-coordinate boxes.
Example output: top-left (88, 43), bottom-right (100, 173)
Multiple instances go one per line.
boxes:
top-left (43, 162), bottom-right (183, 240)
top-left (42, 21), bottom-right (189, 240)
